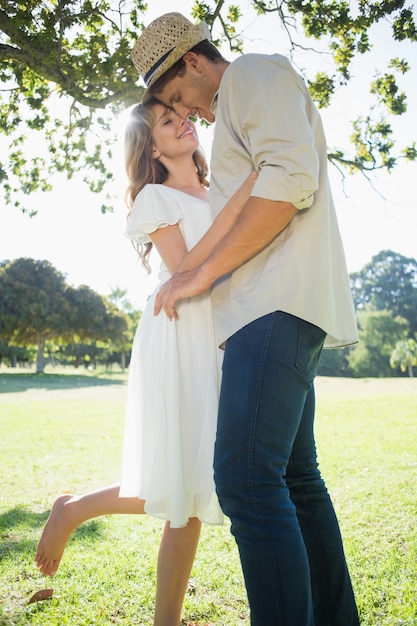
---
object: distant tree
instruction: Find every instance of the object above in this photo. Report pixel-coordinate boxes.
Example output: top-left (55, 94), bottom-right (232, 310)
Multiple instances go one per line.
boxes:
top-left (101, 299), bottom-right (131, 370)
top-left (65, 285), bottom-right (128, 342)
top-left (0, 1), bottom-right (416, 212)
top-left (0, 258), bottom-right (71, 372)
top-left (390, 338), bottom-right (417, 377)
top-left (107, 287), bottom-right (141, 369)
top-left (0, 339), bottom-right (33, 367)
top-left (350, 250), bottom-right (417, 334)
top-left (348, 308), bottom-right (409, 377)
top-left (64, 285), bottom-right (130, 368)
top-left (0, 257), bottom-right (130, 373)
top-left (56, 341), bottom-right (93, 369)
top-left (317, 346), bottom-right (352, 377)
top-left (108, 287), bottom-right (136, 314)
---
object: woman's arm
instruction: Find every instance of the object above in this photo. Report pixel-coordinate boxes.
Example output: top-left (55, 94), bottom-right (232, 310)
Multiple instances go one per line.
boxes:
top-left (149, 171), bottom-right (257, 276)
top-left (149, 225), bottom-right (188, 276)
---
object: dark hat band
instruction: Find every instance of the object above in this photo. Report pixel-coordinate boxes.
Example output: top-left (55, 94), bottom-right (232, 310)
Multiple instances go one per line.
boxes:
top-left (144, 47), bottom-right (175, 85)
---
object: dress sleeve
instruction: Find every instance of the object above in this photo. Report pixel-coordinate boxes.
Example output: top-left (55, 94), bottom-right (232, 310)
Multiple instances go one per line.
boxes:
top-left (125, 185), bottom-right (183, 244)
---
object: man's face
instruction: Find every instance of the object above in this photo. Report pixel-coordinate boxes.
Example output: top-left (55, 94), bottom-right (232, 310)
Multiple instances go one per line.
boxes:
top-left (155, 60), bottom-right (217, 124)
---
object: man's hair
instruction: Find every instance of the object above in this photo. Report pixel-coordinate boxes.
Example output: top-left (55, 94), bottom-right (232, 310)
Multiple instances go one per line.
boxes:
top-left (151, 40), bottom-right (225, 96)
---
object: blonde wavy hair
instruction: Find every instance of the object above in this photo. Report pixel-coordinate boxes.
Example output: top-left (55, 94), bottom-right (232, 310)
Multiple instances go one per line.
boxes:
top-left (124, 97), bottom-right (209, 272)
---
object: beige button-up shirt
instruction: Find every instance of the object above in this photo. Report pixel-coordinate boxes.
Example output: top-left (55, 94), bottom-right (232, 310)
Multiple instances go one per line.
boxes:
top-left (209, 53), bottom-right (358, 348)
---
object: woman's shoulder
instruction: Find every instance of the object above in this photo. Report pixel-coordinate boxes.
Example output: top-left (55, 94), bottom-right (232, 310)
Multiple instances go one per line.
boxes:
top-left (130, 184), bottom-right (180, 216)
top-left (134, 183), bottom-right (169, 203)
top-left (127, 184), bottom-right (185, 242)
top-left (135, 184), bottom-right (208, 206)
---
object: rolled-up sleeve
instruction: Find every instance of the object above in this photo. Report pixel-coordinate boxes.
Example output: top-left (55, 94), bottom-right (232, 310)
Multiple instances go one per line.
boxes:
top-left (225, 55), bottom-right (319, 210)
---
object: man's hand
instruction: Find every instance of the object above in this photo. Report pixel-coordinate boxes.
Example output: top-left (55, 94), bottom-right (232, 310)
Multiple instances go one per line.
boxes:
top-left (154, 266), bottom-right (212, 320)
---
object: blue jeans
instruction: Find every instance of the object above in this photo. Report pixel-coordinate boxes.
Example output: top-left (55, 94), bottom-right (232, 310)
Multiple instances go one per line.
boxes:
top-left (214, 312), bottom-right (359, 626)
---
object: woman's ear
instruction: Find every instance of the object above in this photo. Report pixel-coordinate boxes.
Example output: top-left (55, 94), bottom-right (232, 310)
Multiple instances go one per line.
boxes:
top-left (152, 146), bottom-right (161, 159)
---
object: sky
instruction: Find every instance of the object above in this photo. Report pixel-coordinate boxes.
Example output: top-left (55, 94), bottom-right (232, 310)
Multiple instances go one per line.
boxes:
top-left (1, 1), bottom-right (416, 311)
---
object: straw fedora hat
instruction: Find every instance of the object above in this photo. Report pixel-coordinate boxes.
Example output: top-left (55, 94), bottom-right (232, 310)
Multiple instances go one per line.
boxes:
top-left (131, 13), bottom-right (211, 100)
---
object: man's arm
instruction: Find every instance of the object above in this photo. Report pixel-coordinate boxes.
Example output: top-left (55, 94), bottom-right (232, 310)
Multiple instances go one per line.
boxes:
top-left (154, 195), bottom-right (297, 319)
top-left (179, 171), bottom-right (257, 272)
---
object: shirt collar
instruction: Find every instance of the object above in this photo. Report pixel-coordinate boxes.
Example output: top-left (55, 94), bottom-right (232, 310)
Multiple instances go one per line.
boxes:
top-left (210, 92), bottom-right (219, 115)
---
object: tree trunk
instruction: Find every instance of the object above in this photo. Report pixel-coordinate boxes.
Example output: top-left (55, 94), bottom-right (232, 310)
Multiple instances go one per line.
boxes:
top-left (408, 364), bottom-right (414, 378)
top-left (36, 335), bottom-right (46, 374)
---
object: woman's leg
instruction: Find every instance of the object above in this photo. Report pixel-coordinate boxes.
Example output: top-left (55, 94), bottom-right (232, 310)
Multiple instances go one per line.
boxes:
top-left (37, 492), bottom-right (202, 625)
top-left (35, 484), bottom-right (145, 576)
top-left (153, 517), bottom-right (201, 626)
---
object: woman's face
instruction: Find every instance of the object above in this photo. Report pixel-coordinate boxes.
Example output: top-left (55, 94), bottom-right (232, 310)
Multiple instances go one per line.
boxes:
top-left (151, 102), bottom-right (199, 163)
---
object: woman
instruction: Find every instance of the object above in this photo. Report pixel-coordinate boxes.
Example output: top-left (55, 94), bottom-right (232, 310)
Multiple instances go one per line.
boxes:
top-left (35, 98), bottom-right (256, 626)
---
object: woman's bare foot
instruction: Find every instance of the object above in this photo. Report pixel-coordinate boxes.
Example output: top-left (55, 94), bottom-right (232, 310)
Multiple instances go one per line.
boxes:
top-left (35, 494), bottom-right (78, 576)
top-left (35, 486), bottom-right (145, 576)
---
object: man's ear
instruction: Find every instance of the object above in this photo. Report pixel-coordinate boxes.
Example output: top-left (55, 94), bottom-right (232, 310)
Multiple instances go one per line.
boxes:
top-left (183, 51), bottom-right (202, 72)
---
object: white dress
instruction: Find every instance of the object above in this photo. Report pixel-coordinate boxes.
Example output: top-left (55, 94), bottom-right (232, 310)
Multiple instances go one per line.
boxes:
top-left (119, 184), bottom-right (224, 528)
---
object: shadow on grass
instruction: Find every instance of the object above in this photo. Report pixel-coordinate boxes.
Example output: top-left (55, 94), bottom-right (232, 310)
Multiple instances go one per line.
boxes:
top-left (0, 373), bottom-right (126, 394)
top-left (0, 608), bottom-right (27, 626)
top-left (0, 506), bottom-right (105, 562)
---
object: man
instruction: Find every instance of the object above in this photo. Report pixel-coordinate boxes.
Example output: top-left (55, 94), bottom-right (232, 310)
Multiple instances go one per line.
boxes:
top-left (131, 12), bottom-right (360, 626)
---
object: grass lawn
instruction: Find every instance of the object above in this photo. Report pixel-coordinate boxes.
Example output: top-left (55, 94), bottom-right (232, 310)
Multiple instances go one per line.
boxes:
top-left (1, 367), bottom-right (417, 625)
